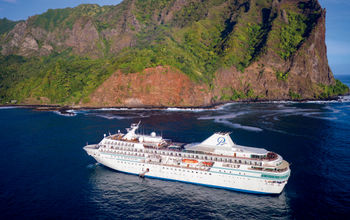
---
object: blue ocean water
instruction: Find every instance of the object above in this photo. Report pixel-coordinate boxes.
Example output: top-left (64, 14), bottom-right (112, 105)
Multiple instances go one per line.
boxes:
top-left (0, 77), bottom-right (350, 219)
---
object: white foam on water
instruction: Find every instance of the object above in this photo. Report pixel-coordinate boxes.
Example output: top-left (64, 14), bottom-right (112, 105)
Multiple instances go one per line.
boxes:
top-left (0, 106), bottom-right (19, 110)
top-left (323, 105), bottom-right (341, 113)
top-left (95, 114), bottom-right (134, 120)
top-left (339, 95), bottom-right (350, 102)
top-left (197, 111), bottom-right (262, 132)
top-left (213, 118), bottom-right (263, 132)
top-left (198, 111), bottom-right (248, 120)
top-left (260, 100), bottom-right (298, 104)
top-left (215, 102), bottom-right (238, 110)
top-left (95, 108), bottom-right (130, 111)
top-left (165, 107), bottom-right (209, 112)
top-left (53, 111), bottom-right (76, 117)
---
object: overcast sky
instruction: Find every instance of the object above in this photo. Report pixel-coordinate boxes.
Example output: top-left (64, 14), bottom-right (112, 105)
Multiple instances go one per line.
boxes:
top-left (0, 0), bottom-right (349, 75)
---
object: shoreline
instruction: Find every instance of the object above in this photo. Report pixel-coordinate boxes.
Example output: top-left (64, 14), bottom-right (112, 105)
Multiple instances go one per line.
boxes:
top-left (1, 95), bottom-right (349, 114)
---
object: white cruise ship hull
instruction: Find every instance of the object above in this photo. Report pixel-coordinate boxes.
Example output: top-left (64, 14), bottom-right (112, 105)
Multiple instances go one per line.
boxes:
top-left (85, 147), bottom-right (287, 194)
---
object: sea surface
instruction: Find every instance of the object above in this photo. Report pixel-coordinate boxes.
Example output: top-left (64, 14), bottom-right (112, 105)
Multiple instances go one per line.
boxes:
top-left (1, 76), bottom-right (350, 219)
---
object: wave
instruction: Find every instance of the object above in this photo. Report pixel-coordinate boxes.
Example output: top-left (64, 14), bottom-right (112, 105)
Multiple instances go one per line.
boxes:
top-left (218, 120), bottom-right (263, 132)
top-left (94, 114), bottom-right (134, 120)
top-left (53, 110), bottom-right (76, 117)
top-left (165, 107), bottom-right (209, 112)
top-left (197, 112), bottom-right (262, 132)
top-left (198, 112), bottom-right (249, 120)
top-left (338, 95), bottom-right (350, 103)
top-left (0, 106), bottom-right (19, 110)
top-left (93, 108), bottom-right (132, 111)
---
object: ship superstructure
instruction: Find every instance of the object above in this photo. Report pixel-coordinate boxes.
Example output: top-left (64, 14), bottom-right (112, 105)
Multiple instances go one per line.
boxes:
top-left (84, 122), bottom-right (290, 194)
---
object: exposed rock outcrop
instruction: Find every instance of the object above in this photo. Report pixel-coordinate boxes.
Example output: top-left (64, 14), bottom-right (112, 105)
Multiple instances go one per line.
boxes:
top-left (87, 66), bottom-right (211, 107)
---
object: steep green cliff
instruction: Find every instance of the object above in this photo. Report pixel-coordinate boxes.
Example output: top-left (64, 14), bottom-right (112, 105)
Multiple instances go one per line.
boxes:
top-left (0, 0), bottom-right (348, 106)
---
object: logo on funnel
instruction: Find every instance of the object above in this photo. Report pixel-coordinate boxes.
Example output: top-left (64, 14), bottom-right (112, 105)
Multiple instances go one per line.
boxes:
top-left (217, 137), bottom-right (226, 145)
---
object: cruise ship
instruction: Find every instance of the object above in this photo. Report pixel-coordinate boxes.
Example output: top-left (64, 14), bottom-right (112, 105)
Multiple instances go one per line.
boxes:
top-left (84, 122), bottom-right (290, 194)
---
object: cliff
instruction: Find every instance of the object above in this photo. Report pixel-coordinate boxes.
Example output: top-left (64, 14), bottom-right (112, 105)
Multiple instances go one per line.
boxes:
top-left (0, 0), bottom-right (348, 107)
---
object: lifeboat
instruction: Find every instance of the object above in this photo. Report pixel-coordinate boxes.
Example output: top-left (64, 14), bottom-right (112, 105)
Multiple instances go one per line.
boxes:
top-left (182, 159), bottom-right (198, 164)
top-left (202, 161), bottom-right (214, 166)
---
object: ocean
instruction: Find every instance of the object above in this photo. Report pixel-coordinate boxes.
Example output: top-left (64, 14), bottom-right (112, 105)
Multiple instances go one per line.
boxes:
top-left (0, 76), bottom-right (349, 219)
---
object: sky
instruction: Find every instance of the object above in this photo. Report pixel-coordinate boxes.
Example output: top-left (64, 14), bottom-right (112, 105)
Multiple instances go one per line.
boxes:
top-left (0, 0), bottom-right (349, 75)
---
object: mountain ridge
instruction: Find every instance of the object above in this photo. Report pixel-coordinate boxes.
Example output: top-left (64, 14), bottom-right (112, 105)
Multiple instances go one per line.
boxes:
top-left (0, 0), bottom-right (348, 107)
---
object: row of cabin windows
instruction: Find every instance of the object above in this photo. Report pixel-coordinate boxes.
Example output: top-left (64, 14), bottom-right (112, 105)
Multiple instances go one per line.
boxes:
top-left (103, 146), bottom-right (263, 166)
top-left (101, 149), bottom-right (145, 157)
top-left (162, 167), bottom-right (212, 175)
top-left (105, 141), bottom-right (135, 148)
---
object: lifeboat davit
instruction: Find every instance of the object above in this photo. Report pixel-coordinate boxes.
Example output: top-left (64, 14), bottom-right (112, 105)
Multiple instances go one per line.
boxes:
top-left (182, 159), bottom-right (198, 164)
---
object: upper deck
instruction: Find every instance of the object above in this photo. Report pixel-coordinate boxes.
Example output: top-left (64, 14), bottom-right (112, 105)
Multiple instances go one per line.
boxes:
top-left (101, 122), bottom-right (282, 164)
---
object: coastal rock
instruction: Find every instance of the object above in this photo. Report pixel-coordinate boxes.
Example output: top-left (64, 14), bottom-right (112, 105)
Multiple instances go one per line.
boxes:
top-left (86, 66), bottom-right (211, 107)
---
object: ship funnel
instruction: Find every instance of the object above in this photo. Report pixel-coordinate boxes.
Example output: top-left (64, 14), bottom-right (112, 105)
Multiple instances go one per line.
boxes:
top-left (200, 133), bottom-right (235, 147)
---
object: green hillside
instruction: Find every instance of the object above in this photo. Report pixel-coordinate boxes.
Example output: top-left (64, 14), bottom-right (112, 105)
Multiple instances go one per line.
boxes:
top-left (0, 0), bottom-right (348, 105)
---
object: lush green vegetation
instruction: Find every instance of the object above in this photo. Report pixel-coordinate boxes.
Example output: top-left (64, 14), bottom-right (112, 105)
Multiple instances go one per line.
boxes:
top-left (276, 70), bottom-right (288, 81)
top-left (279, 12), bottom-right (307, 60)
top-left (0, 0), bottom-right (346, 104)
top-left (289, 89), bottom-right (301, 100)
top-left (222, 23), bottom-right (267, 72)
top-left (220, 86), bottom-right (258, 101)
top-left (221, 0), bottom-right (273, 72)
top-left (0, 53), bottom-right (115, 104)
top-left (0, 18), bottom-right (21, 35)
top-left (29, 4), bottom-right (109, 31)
top-left (319, 80), bottom-right (349, 98)
top-left (135, 0), bottom-right (175, 25)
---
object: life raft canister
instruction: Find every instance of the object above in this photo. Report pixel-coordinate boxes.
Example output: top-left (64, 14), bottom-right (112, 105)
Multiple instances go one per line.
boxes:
top-left (182, 159), bottom-right (198, 164)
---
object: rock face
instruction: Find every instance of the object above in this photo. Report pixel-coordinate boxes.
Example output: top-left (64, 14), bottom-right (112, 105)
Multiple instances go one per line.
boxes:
top-left (87, 66), bottom-right (211, 107)
top-left (213, 9), bottom-right (334, 100)
top-left (0, 0), bottom-right (347, 106)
